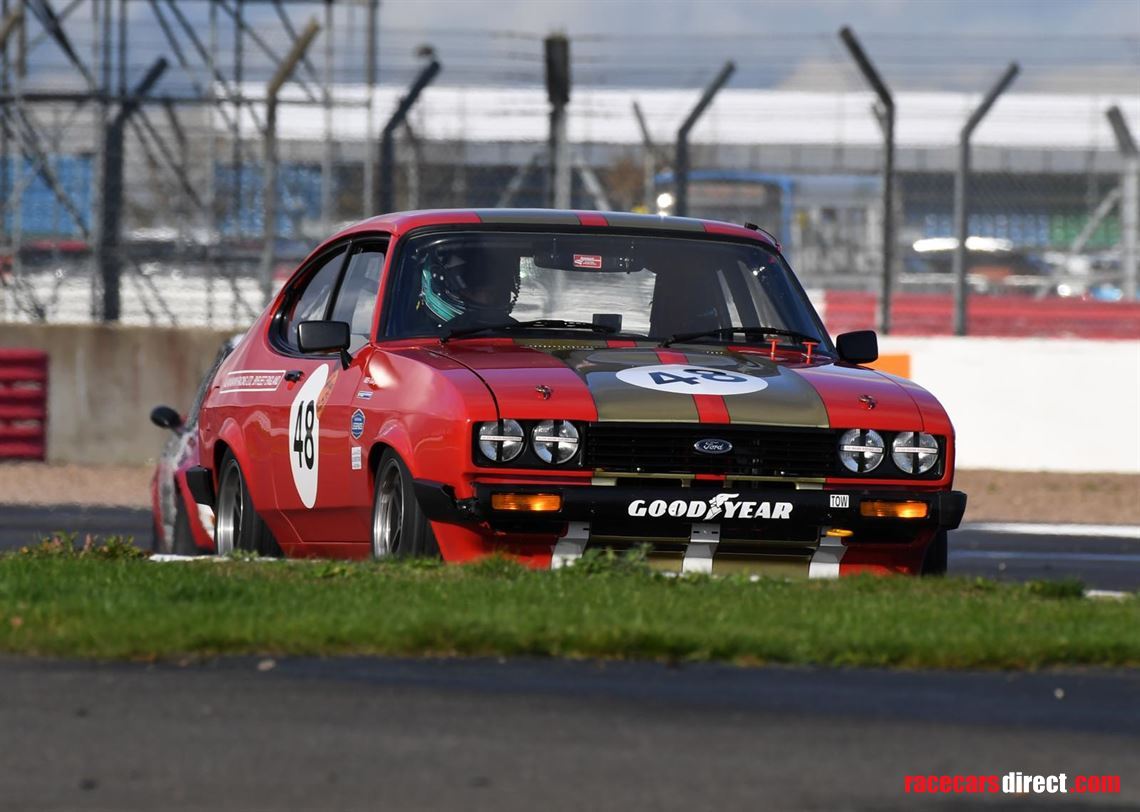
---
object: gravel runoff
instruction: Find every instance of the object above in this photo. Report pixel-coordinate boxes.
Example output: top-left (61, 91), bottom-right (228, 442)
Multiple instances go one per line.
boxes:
top-left (0, 463), bottom-right (1137, 525)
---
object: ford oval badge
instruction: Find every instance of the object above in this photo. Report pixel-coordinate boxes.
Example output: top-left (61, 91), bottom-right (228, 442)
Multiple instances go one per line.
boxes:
top-left (694, 438), bottom-right (733, 455)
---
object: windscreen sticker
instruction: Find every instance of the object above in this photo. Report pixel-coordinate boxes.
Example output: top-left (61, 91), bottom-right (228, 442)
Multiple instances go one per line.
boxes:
top-left (615, 364), bottom-right (768, 396)
top-left (219, 369), bottom-right (285, 393)
top-left (288, 363), bottom-right (330, 509)
top-left (572, 253), bottom-right (603, 269)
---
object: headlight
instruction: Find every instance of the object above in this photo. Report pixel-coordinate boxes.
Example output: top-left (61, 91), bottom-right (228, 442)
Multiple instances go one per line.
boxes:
top-left (531, 420), bottom-right (579, 464)
top-left (838, 428), bottom-right (884, 473)
top-left (477, 420), bottom-right (524, 462)
top-left (891, 432), bottom-right (939, 474)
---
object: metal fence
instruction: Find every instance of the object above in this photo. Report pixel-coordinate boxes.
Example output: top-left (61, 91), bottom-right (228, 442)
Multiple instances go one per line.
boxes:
top-left (1, 2), bottom-right (1137, 332)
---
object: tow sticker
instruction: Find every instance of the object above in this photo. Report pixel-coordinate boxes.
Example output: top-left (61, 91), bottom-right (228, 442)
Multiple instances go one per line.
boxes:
top-left (288, 363), bottom-right (330, 509)
top-left (573, 254), bottom-right (603, 269)
top-left (615, 364), bottom-right (768, 396)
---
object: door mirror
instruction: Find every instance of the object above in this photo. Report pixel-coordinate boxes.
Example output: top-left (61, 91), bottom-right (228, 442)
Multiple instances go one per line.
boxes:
top-left (836, 330), bottom-right (878, 364)
top-left (297, 320), bottom-right (351, 353)
top-left (150, 405), bottom-right (184, 432)
top-left (297, 320), bottom-right (353, 369)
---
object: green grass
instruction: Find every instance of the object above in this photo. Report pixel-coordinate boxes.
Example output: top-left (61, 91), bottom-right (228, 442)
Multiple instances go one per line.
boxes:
top-left (0, 540), bottom-right (1136, 669)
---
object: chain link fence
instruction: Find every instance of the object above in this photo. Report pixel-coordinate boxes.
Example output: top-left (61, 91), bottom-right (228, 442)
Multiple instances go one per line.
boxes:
top-left (1, 2), bottom-right (1137, 330)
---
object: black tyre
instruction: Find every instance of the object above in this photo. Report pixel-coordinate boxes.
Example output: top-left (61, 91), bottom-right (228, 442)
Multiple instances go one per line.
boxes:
top-left (170, 494), bottom-right (202, 556)
top-left (921, 530), bottom-right (948, 576)
top-left (371, 449), bottom-right (439, 559)
top-left (214, 450), bottom-right (281, 557)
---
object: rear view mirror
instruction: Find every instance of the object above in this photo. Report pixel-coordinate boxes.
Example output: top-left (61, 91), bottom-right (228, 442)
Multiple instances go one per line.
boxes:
top-left (150, 405), bottom-right (183, 432)
top-left (297, 320), bottom-right (352, 369)
top-left (836, 330), bottom-right (878, 364)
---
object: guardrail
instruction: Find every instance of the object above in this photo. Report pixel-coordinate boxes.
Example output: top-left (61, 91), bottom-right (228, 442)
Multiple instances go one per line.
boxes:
top-left (0, 349), bottom-right (48, 461)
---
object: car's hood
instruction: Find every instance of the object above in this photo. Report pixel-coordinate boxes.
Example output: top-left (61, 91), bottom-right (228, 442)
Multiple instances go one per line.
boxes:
top-left (432, 341), bottom-right (927, 430)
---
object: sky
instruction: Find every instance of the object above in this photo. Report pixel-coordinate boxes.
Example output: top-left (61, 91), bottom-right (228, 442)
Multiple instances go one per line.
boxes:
top-left (17, 0), bottom-right (1140, 94)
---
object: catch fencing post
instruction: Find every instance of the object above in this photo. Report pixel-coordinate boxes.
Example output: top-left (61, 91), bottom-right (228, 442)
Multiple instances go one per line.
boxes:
top-left (952, 63), bottom-right (1019, 336)
top-left (260, 17), bottom-right (321, 306)
top-left (1106, 106), bottom-right (1138, 301)
top-left (97, 57), bottom-right (168, 322)
top-left (674, 61), bottom-right (734, 218)
top-left (377, 57), bottom-right (441, 216)
top-left (839, 27), bottom-right (895, 336)
top-left (545, 34), bottom-right (571, 209)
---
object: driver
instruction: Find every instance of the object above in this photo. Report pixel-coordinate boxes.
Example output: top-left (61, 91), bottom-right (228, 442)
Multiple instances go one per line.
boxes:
top-left (419, 242), bottom-right (521, 332)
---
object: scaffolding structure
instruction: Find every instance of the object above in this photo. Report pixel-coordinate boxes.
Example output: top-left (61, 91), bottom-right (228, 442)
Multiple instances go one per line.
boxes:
top-left (0, 0), bottom-right (379, 326)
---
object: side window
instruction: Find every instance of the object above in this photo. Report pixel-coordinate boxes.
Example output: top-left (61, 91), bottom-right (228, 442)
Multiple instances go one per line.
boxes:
top-left (330, 244), bottom-right (387, 352)
top-left (279, 247), bottom-right (347, 351)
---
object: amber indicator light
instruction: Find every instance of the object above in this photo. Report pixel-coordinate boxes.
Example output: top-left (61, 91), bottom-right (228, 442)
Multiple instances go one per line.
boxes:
top-left (490, 493), bottom-right (563, 512)
top-left (859, 500), bottom-right (929, 519)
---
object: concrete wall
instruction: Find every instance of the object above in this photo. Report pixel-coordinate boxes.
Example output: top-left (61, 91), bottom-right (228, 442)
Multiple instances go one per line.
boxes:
top-left (0, 324), bottom-right (234, 465)
top-left (2, 325), bottom-right (1137, 472)
top-left (878, 337), bottom-right (1140, 474)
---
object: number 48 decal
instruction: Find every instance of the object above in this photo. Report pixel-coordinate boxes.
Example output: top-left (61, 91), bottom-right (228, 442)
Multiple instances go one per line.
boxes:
top-left (292, 400), bottom-right (316, 470)
top-left (615, 363), bottom-right (769, 396)
top-left (648, 368), bottom-right (747, 386)
top-left (288, 364), bottom-right (329, 508)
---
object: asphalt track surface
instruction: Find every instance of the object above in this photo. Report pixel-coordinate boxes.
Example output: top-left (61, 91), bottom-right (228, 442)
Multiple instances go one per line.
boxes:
top-left (1, 506), bottom-right (1138, 809)
top-left (1, 656), bottom-right (1137, 811)
top-left (1, 504), bottom-right (1138, 590)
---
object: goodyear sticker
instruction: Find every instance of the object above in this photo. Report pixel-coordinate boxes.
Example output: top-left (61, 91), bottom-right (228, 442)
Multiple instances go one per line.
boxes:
top-left (350, 409), bottom-right (365, 440)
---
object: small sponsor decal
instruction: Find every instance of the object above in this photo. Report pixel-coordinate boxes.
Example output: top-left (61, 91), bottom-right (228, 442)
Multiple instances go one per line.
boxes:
top-left (694, 438), bottom-right (732, 455)
top-left (615, 364), bottom-right (768, 396)
top-left (219, 369), bottom-right (285, 393)
top-left (356, 390), bottom-right (373, 400)
top-left (829, 494), bottom-right (850, 509)
top-left (627, 493), bottom-right (792, 521)
top-left (351, 446), bottom-right (363, 471)
top-left (573, 253), bottom-right (603, 269)
top-left (350, 409), bottom-right (365, 440)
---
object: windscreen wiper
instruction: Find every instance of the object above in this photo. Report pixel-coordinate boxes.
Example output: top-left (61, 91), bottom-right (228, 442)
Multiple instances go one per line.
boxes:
top-left (661, 326), bottom-right (821, 348)
top-left (440, 319), bottom-right (618, 343)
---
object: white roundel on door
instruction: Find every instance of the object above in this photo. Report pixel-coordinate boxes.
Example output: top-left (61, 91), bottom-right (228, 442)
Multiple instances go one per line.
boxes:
top-left (288, 363), bottom-right (329, 508)
top-left (615, 364), bottom-right (768, 396)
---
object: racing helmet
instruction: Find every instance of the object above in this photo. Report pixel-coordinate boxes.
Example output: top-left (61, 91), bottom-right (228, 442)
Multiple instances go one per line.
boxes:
top-left (419, 241), bottom-right (521, 322)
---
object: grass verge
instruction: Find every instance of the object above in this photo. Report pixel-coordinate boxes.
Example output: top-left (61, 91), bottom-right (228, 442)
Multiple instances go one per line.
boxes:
top-left (0, 541), bottom-right (1136, 669)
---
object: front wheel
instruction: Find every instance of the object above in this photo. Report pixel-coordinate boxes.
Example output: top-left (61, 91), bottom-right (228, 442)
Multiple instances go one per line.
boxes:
top-left (921, 530), bottom-right (948, 576)
top-left (371, 450), bottom-right (438, 559)
top-left (214, 451), bottom-right (280, 557)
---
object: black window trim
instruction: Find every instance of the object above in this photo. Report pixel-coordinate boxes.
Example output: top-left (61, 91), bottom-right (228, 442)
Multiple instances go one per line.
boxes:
top-left (269, 233), bottom-right (391, 358)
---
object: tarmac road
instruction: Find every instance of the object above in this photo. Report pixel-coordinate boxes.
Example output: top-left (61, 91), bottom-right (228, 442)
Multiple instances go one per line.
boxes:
top-left (1, 504), bottom-right (1137, 590)
top-left (0, 656), bottom-right (1137, 811)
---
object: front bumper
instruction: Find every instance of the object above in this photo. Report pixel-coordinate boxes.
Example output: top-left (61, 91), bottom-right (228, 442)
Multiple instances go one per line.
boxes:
top-left (414, 479), bottom-right (967, 534)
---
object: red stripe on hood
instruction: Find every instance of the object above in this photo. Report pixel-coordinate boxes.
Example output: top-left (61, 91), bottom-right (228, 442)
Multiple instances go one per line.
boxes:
top-left (655, 349), bottom-right (731, 425)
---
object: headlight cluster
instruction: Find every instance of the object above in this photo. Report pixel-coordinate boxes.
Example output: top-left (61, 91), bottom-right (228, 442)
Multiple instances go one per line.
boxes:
top-left (838, 429), bottom-right (941, 476)
top-left (476, 420), bottom-right (580, 466)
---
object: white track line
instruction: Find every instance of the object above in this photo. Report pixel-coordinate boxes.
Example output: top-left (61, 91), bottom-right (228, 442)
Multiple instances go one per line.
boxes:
top-left (960, 522), bottom-right (1140, 540)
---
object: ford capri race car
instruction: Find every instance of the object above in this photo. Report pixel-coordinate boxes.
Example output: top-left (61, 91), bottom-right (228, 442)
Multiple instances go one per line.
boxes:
top-left (187, 209), bottom-right (966, 576)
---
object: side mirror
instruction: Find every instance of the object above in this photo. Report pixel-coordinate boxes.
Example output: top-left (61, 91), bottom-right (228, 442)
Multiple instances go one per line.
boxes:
top-left (297, 320), bottom-right (352, 369)
top-left (150, 405), bottom-right (183, 432)
top-left (836, 330), bottom-right (878, 364)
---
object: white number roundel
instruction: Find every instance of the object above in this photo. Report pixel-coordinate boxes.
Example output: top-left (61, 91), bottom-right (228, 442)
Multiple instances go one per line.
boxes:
top-left (288, 364), bottom-right (329, 508)
top-left (615, 364), bottom-right (768, 395)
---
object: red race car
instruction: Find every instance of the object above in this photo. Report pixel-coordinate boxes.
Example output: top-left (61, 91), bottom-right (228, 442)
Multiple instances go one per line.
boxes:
top-left (187, 209), bottom-right (966, 576)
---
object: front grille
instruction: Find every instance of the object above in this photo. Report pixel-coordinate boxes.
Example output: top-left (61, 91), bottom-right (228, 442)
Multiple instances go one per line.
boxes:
top-left (583, 423), bottom-right (840, 479)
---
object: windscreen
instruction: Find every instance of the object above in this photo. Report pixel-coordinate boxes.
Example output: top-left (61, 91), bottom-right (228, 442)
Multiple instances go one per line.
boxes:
top-left (383, 231), bottom-right (829, 348)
